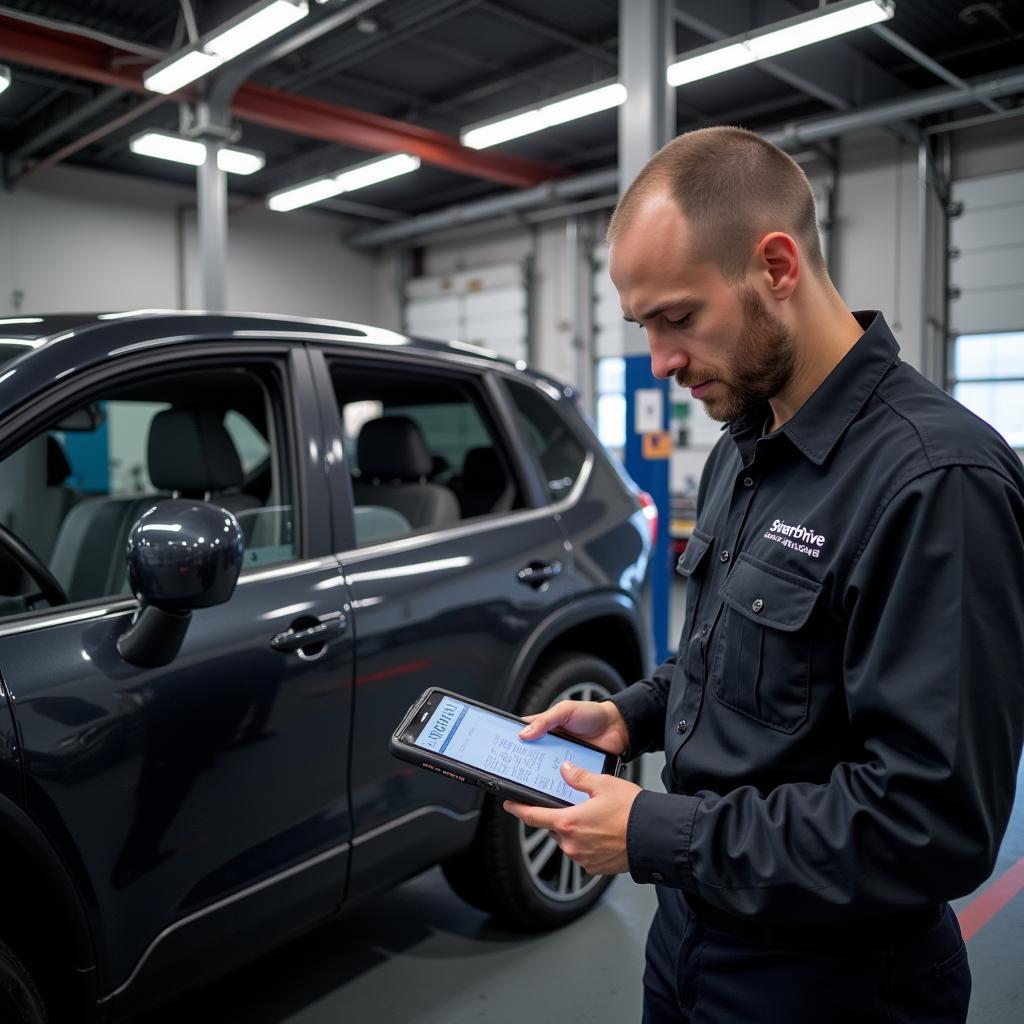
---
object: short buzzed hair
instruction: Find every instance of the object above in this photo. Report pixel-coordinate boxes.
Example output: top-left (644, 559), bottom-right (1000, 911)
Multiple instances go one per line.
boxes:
top-left (607, 126), bottom-right (827, 280)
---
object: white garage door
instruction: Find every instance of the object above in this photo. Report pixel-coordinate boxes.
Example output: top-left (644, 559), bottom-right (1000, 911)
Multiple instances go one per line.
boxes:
top-left (949, 169), bottom-right (1024, 335)
top-left (948, 169), bottom-right (1024, 449)
top-left (405, 262), bottom-right (529, 363)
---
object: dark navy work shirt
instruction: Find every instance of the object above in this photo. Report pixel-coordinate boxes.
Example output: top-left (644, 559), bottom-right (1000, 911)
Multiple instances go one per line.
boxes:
top-left (611, 311), bottom-right (1024, 925)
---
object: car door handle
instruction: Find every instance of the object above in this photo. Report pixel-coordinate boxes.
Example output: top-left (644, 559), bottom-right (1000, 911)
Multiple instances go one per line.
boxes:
top-left (517, 561), bottom-right (562, 587)
top-left (271, 611), bottom-right (347, 654)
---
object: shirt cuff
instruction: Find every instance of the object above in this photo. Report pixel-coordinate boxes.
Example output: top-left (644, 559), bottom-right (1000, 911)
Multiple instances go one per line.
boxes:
top-left (626, 789), bottom-right (702, 891)
top-left (606, 683), bottom-right (665, 760)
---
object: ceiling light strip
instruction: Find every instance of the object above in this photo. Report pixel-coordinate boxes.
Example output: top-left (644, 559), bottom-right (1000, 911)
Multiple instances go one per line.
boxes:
top-left (267, 153), bottom-right (421, 212)
top-left (143, 0), bottom-right (309, 95)
top-left (667, 0), bottom-right (894, 87)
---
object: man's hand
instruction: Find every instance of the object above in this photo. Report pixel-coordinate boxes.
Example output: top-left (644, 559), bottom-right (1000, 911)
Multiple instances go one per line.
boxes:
top-left (503, 762), bottom-right (642, 876)
top-left (518, 698), bottom-right (630, 756)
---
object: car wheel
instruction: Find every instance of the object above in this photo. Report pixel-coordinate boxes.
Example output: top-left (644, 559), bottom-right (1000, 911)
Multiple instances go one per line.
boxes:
top-left (0, 941), bottom-right (48, 1024)
top-left (442, 652), bottom-right (635, 931)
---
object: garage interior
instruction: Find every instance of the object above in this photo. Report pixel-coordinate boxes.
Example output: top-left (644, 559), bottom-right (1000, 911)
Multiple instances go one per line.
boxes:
top-left (1, 1), bottom-right (1023, 1022)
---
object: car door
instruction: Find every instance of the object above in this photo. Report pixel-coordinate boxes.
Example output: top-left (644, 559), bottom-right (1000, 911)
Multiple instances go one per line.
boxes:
top-left (0, 342), bottom-right (354, 1009)
top-left (309, 349), bottom-right (574, 895)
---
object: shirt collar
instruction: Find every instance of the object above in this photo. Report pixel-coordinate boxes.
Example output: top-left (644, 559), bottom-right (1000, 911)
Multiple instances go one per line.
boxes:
top-left (729, 310), bottom-right (900, 467)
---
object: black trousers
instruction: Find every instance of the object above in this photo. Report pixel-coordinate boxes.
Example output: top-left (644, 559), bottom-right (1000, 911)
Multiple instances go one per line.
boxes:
top-left (642, 887), bottom-right (971, 1024)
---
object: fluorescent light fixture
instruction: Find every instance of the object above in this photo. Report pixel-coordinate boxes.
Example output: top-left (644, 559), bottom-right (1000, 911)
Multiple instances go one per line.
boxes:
top-left (667, 0), bottom-right (894, 87)
top-left (540, 83), bottom-right (628, 127)
top-left (462, 82), bottom-right (627, 149)
top-left (267, 175), bottom-right (345, 212)
top-left (667, 44), bottom-right (756, 87)
top-left (143, 47), bottom-right (222, 95)
top-left (334, 152), bottom-right (420, 191)
top-left (205, 0), bottom-right (309, 61)
top-left (268, 153), bottom-right (421, 212)
top-left (0, 65), bottom-right (11, 96)
top-left (130, 131), bottom-right (266, 174)
top-left (144, 1), bottom-right (309, 94)
top-left (130, 129), bottom-right (207, 166)
top-left (216, 146), bottom-right (266, 175)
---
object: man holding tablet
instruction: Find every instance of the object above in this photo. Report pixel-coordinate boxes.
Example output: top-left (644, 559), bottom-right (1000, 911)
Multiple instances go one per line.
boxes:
top-left (502, 126), bottom-right (1024, 1024)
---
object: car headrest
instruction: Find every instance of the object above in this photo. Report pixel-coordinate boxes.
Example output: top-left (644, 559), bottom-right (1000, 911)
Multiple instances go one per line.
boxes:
top-left (148, 408), bottom-right (243, 493)
top-left (357, 416), bottom-right (433, 481)
top-left (46, 434), bottom-right (72, 486)
top-left (462, 447), bottom-right (505, 488)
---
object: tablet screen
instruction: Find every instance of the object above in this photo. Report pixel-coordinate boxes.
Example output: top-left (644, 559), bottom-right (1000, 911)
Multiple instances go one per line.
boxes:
top-left (411, 695), bottom-right (606, 805)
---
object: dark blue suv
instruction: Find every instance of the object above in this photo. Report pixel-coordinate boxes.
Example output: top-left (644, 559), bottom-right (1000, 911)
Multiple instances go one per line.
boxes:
top-left (0, 312), bottom-right (652, 1023)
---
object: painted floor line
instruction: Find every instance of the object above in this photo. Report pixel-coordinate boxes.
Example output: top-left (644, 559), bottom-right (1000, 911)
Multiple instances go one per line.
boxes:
top-left (955, 855), bottom-right (1024, 942)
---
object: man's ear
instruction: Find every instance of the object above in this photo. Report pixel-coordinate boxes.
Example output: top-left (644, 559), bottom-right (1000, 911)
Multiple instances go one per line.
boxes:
top-left (756, 232), bottom-right (800, 300)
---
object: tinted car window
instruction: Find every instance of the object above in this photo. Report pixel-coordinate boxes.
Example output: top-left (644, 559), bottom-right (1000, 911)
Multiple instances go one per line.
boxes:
top-left (505, 379), bottom-right (587, 502)
top-left (329, 363), bottom-right (523, 546)
top-left (0, 364), bottom-right (295, 616)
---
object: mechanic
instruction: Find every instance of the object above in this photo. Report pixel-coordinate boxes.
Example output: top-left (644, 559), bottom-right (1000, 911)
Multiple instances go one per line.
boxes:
top-left (503, 125), bottom-right (1024, 1024)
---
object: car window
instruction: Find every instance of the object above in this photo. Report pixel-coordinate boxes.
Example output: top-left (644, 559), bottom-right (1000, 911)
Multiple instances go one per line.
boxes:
top-left (329, 363), bottom-right (524, 547)
top-left (0, 363), bottom-right (296, 617)
top-left (504, 379), bottom-right (587, 502)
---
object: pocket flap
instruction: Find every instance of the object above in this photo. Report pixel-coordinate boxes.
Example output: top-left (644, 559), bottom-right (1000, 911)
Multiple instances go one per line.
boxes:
top-left (719, 554), bottom-right (822, 632)
top-left (677, 528), bottom-right (713, 577)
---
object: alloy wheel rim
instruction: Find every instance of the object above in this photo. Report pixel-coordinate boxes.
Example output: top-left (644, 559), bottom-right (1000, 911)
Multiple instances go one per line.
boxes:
top-left (518, 679), bottom-right (613, 903)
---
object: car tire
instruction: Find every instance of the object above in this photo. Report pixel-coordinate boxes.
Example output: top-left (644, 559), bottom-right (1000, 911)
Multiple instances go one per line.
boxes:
top-left (0, 941), bottom-right (48, 1024)
top-left (442, 652), bottom-right (635, 931)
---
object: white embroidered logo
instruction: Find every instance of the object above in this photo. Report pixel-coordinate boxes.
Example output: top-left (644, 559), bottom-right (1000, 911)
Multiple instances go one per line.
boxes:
top-left (764, 519), bottom-right (827, 559)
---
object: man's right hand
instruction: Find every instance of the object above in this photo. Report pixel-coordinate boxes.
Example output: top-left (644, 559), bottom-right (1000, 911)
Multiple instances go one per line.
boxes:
top-left (518, 700), bottom-right (630, 757)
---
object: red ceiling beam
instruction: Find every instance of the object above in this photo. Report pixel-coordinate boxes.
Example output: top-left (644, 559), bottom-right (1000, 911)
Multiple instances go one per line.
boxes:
top-left (0, 14), bottom-right (568, 189)
top-left (230, 83), bottom-right (567, 188)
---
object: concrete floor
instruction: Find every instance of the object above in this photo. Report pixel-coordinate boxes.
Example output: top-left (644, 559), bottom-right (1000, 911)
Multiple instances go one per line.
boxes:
top-left (139, 582), bottom-right (1024, 1023)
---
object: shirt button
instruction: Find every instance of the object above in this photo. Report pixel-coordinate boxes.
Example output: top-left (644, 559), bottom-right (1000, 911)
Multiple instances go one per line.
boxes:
top-left (743, 476), bottom-right (754, 488)
top-left (652, 872), bottom-right (664, 883)
top-left (700, 623), bottom-right (709, 636)
top-left (719, 549), bottom-right (730, 562)
top-left (752, 598), bottom-right (764, 613)
top-left (676, 720), bottom-right (687, 734)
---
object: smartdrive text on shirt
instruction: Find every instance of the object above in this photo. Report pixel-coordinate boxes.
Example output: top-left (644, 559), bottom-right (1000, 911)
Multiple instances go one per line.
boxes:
top-left (764, 518), bottom-right (827, 559)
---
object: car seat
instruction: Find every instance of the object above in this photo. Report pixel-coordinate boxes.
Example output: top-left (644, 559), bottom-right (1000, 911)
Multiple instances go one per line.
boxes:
top-left (352, 416), bottom-right (459, 531)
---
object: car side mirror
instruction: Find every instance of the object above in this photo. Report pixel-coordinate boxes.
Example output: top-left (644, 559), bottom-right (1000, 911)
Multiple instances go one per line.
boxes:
top-left (116, 500), bottom-right (244, 668)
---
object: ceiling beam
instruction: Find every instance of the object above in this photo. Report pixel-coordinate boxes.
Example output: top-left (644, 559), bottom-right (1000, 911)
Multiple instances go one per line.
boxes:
top-left (476, 2), bottom-right (618, 69)
top-left (0, 12), bottom-right (567, 189)
top-left (274, 0), bottom-right (481, 93)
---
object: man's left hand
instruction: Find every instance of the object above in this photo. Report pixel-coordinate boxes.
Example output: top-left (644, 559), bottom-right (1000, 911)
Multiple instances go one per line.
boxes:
top-left (503, 762), bottom-right (642, 876)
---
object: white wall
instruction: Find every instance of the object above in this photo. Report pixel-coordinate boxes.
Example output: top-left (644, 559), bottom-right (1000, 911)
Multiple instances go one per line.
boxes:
top-left (834, 130), bottom-right (926, 371)
top-left (0, 163), bottom-right (388, 324)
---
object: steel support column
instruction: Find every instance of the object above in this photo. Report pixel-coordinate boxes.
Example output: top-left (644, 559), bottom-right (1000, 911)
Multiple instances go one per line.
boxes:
top-left (198, 140), bottom-right (227, 311)
top-left (619, 0), bottom-right (675, 663)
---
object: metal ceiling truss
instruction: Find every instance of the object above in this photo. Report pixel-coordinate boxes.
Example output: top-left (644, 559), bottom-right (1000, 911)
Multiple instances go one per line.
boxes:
top-left (350, 61), bottom-right (1024, 248)
top-left (475, 1), bottom-right (618, 69)
top-left (271, 0), bottom-right (482, 93)
top-left (0, 9), bottom-right (567, 189)
top-left (674, 0), bottom-right (911, 112)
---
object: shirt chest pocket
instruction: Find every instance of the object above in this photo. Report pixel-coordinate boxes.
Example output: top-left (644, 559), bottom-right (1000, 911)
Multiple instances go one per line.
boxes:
top-left (676, 527), bottom-right (714, 647)
top-left (710, 554), bottom-right (822, 733)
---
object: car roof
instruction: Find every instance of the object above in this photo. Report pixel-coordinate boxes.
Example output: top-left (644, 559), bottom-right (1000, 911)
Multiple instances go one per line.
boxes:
top-left (0, 310), bottom-right (576, 412)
